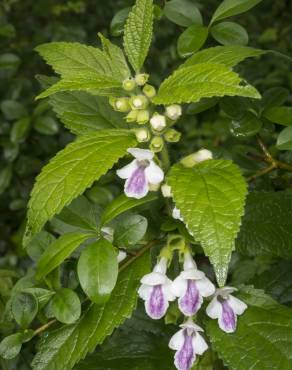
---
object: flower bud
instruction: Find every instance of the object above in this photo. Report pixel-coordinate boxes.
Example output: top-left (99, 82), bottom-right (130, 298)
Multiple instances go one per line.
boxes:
top-left (135, 128), bottom-right (150, 143)
top-left (135, 73), bottom-right (149, 86)
top-left (109, 97), bottom-right (117, 108)
top-left (161, 184), bottom-right (172, 197)
top-left (164, 128), bottom-right (181, 143)
top-left (125, 110), bottom-right (138, 122)
top-left (130, 95), bottom-right (149, 110)
top-left (180, 149), bottom-right (213, 168)
top-left (165, 104), bottom-right (182, 120)
top-left (114, 98), bottom-right (131, 112)
top-left (143, 84), bottom-right (156, 98)
top-left (150, 136), bottom-right (164, 153)
top-left (123, 78), bottom-right (136, 92)
top-left (136, 110), bottom-right (150, 124)
top-left (150, 113), bottom-right (167, 132)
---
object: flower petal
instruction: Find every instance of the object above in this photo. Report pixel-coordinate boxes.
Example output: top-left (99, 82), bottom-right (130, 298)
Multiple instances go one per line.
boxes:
top-left (192, 332), bottom-right (208, 356)
top-left (116, 159), bottom-right (138, 179)
top-left (180, 319), bottom-right (204, 332)
top-left (124, 166), bottom-right (149, 199)
top-left (228, 295), bottom-right (247, 315)
top-left (178, 280), bottom-right (203, 316)
top-left (153, 257), bottom-right (167, 274)
top-left (145, 161), bottom-right (164, 185)
top-left (206, 297), bottom-right (222, 319)
top-left (138, 284), bottom-right (152, 300)
top-left (172, 275), bottom-right (188, 297)
top-left (162, 280), bottom-right (176, 301)
top-left (169, 329), bottom-right (185, 350)
top-left (128, 147), bottom-right (154, 161)
top-left (219, 300), bottom-right (237, 333)
top-left (174, 332), bottom-right (196, 370)
top-left (141, 272), bottom-right (167, 286)
top-left (145, 284), bottom-right (168, 319)
top-left (196, 277), bottom-right (215, 298)
top-left (181, 269), bottom-right (205, 280)
top-left (183, 252), bottom-right (197, 271)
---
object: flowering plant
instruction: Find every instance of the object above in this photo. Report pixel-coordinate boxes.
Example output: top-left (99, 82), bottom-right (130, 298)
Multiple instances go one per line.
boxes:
top-left (1, 0), bottom-right (292, 369)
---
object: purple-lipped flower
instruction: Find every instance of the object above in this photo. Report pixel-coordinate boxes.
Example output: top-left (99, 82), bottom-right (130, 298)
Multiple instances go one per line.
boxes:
top-left (172, 252), bottom-right (215, 316)
top-left (117, 148), bottom-right (164, 199)
top-left (138, 257), bottom-right (175, 319)
top-left (206, 286), bottom-right (247, 333)
top-left (169, 318), bottom-right (208, 370)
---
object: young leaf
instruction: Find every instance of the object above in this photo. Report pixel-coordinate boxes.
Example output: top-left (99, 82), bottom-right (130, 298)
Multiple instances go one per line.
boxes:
top-left (123, 0), bottom-right (154, 72)
top-left (51, 288), bottom-right (81, 324)
top-left (277, 127), bottom-right (292, 150)
top-left (153, 63), bottom-right (260, 105)
top-left (77, 239), bottom-right (118, 304)
top-left (113, 214), bottom-right (148, 247)
top-left (167, 160), bottom-right (247, 286)
top-left (163, 0), bottom-right (202, 27)
top-left (50, 92), bottom-right (125, 135)
top-left (236, 191), bottom-right (292, 257)
top-left (24, 130), bottom-right (137, 245)
top-left (211, 21), bottom-right (248, 45)
top-left (11, 292), bottom-right (38, 327)
top-left (31, 252), bottom-right (150, 370)
top-left (180, 45), bottom-right (265, 69)
top-left (206, 287), bottom-right (292, 370)
top-left (36, 232), bottom-right (94, 280)
top-left (100, 193), bottom-right (157, 226)
top-left (177, 25), bottom-right (208, 58)
top-left (263, 106), bottom-right (292, 126)
top-left (211, 0), bottom-right (263, 24)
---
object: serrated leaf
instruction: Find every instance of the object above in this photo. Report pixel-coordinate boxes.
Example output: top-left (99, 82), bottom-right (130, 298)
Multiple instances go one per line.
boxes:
top-left (153, 63), bottom-right (260, 105)
top-left (167, 160), bottom-right (247, 286)
top-left (36, 232), bottom-right (94, 280)
top-left (180, 45), bottom-right (265, 69)
top-left (124, 0), bottom-right (154, 72)
top-left (211, 0), bottom-right (263, 24)
top-left (206, 287), bottom-right (292, 370)
top-left (50, 92), bottom-right (125, 135)
top-left (236, 191), bottom-right (292, 257)
top-left (31, 252), bottom-right (150, 370)
top-left (24, 130), bottom-right (137, 245)
top-left (211, 21), bottom-right (248, 46)
top-left (100, 193), bottom-right (157, 226)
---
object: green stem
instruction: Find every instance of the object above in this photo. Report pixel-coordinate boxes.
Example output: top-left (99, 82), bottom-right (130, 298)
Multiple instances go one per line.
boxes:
top-left (160, 143), bottom-right (171, 172)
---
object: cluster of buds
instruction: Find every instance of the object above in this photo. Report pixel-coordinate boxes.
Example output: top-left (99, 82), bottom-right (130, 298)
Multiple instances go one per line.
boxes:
top-left (138, 250), bottom-right (247, 370)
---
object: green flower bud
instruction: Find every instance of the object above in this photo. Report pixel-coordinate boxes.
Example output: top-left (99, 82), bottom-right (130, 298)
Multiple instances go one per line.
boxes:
top-left (125, 110), bottom-right (138, 122)
top-left (150, 136), bottom-right (164, 153)
top-left (135, 73), bottom-right (149, 86)
top-left (130, 95), bottom-right (149, 110)
top-left (165, 104), bottom-right (182, 120)
top-left (114, 97), bottom-right (131, 112)
top-left (123, 78), bottom-right (136, 92)
top-left (109, 97), bottom-right (117, 108)
top-left (135, 128), bottom-right (151, 143)
top-left (143, 84), bottom-right (156, 98)
top-left (164, 128), bottom-right (181, 143)
top-left (180, 149), bottom-right (213, 168)
top-left (136, 110), bottom-right (150, 124)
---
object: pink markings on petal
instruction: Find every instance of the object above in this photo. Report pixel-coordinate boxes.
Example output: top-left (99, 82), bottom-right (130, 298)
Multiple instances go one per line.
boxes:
top-left (125, 166), bottom-right (148, 198)
top-left (221, 299), bottom-right (236, 332)
top-left (174, 332), bottom-right (195, 370)
top-left (179, 280), bottom-right (202, 316)
top-left (146, 285), bottom-right (166, 319)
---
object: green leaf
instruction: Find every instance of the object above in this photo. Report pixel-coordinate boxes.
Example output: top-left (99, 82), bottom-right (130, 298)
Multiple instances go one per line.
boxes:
top-left (167, 160), bottom-right (247, 286)
top-left (36, 232), bottom-right (94, 280)
top-left (187, 98), bottom-right (219, 115)
top-left (177, 25), bottom-right (208, 58)
top-left (180, 45), bottom-right (265, 69)
top-left (50, 92), bottom-right (125, 135)
top-left (24, 130), bottom-right (137, 245)
top-left (0, 333), bottom-right (23, 360)
top-left (100, 193), bottom-right (157, 226)
top-left (0, 100), bottom-right (27, 120)
top-left (10, 117), bottom-right (31, 144)
top-left (77, 239), bottom-right (118, 304)
top-left (263, 106), bottom-right (292, 126)
top-left (26, 231), bottom-right (56, 262)
top-left (153, 63), bottom-right (260, 105)
top-left (277, 127), bottom-right (292, 150)
top-left (211, 0), bottom-right (263, 24)
top-left (123, 0), bottom-right (154, 72)
top-left (261, 87), bottom-right (289, 109)
top-left (31, 252), bottom-right (150, 370)
top-left (11, 292), bottom-right (38, 327)
top-left (114, 214), bottom-right (148, 247)
top-left (206, 286), bottom-right (292, 370)
top-left (236, 191), bottom-right (292, 257)
top-left (51, 288), bottom-right (81, 324)
top-left (211, 21), bottom-right (248, 45)
top-left (163, 0), bottom-right (202, 27)
top-left (22, 288), bottom-right (55, 309)
top-left (34, 116), bottom-right (59, 135)
top-left (0, 165), bottom-right (12, 195)
top-left (110, 7), bottom-right (131, 36)
top-left (230, 112), bottom-right (262, 137)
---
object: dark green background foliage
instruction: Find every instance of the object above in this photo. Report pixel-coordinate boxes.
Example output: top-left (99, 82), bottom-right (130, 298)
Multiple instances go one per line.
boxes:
top-left (1, 0), bottom-right (292, 369)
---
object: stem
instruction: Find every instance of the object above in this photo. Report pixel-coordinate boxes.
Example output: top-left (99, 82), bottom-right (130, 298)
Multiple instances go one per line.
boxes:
top-left (160, 144), bottom-right (171, 172)
top-left (33, 319), bottom-right (57, 337)
top-left (247, 164), bottom-right (276, 182)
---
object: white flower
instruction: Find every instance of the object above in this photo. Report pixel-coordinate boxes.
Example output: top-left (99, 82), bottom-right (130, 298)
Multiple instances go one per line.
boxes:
top-left (193, 149), bottom-right (213, 162)
top-left (206, 286), bottom-right (247, 333)
top-left (169, 318), bottom-right (208, 370)
top-left (165, 105), bottom-right (182, 120)
top-left (117, 148), bottom-right (164, 199)
top-left (150, 113), bottom-right (167, 131)
top-left (117, 250), bottom-right (127, 263)
top-left (172, 252), bottom-right (215, 316)
top-left (138, 257), bottom-right (175, 319)
top-left (172, 207), bottom-right (183, 221)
